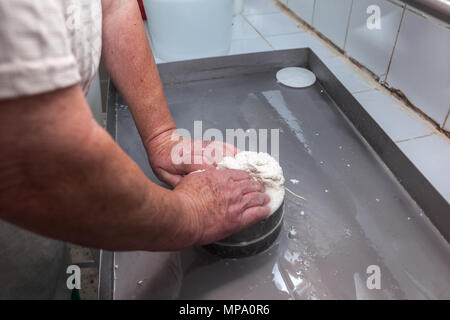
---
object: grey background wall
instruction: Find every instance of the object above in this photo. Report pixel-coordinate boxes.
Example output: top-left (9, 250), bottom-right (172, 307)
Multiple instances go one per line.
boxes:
top-left (279, 0), bottom-right (450, 133)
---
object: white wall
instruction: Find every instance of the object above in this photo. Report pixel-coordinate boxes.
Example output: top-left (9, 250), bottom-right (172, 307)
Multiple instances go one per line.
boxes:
top-left (281, 0), bottom-right (450, 131)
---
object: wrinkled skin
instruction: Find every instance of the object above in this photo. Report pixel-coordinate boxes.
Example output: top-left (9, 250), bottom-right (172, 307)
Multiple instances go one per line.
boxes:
top-left (174, 169), bottom-right (271, 245)
top-left (147, 129), bottom-right (238, 187)
top-left (146, 131), bottom-right (271, 245)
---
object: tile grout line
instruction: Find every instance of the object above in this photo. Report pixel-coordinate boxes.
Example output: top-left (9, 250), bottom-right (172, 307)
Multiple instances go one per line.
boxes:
top-left (384, 5), bottom-right (406, 83)
top-left (311, 0), bottom-right (317, 26)
top-left (243, 11), bottom-right (282, 17)
top-left (405, 4), bottom-right (450, 30)
top-left (241, 0), bottom-right (286, 17)
top-left (442, 109), bottom-right (450, 130)
top-left (343, 0), bottom-right (355, 50)
top-left (274, 0), bottom-right (313, 30)
top-left (386, 0), bottom-right (405, 8)
top-left (352, 88), bottom-right (375, 95)
top-left (395, 133), bottom-right (435, 144)
top-left (275, 0), bottom-right (343, 57)
top-left (241, 13), bottom-right (275, 49)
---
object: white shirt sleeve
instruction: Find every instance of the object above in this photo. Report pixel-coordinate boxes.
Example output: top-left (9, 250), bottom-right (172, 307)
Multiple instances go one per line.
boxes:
top-left (0, 0), bottom-right (81, 99)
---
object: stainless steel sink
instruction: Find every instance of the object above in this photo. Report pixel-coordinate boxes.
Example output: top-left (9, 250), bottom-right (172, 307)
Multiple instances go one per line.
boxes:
top-left (100, 48), bottom-right (450, 300)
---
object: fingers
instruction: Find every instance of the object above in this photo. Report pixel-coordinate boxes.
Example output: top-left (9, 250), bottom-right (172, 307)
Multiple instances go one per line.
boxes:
top-left (222, 169), bottom-right (253, 181)
top-left (202, 141), bottom-right (239, 164)
top-left (157, 169), bottom-right (182, 187)
top-left (180, 162), bottom-right (216, 174)
top-left (236, 179), bottom-right (265, 194)
top-left (224, 142), bottom-right (239, 157)
top-left (241, 192), bottom-right (270, 210)
top-left (240, 206), bottom-right (271, 229)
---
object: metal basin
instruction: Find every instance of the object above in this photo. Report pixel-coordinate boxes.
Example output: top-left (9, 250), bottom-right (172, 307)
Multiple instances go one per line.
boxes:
top-left (100, 48), bottom-right (450, 300)
top-left (203, 201), bottom-right (285, 258)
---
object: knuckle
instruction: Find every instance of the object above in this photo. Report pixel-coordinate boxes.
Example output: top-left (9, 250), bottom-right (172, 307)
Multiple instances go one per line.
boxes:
top-left (233, 190), bottom-right (244, 202)
top-left (258, 182), bottom-right (266, 192)
top-left (239, 180), bottom-right (251, 191)
top-left (253, 181), bottom-right (264, 192)
top-left (255, 193), bottom-right (267, 206)
top-left (254, 193), bottom-right (265, 205)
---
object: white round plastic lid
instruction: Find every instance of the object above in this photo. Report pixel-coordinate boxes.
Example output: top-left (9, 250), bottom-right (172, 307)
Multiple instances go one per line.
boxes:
top-left (276, 67), bottom-right (316, 88)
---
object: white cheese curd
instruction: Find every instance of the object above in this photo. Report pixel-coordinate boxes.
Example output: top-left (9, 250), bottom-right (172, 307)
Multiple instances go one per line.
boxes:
top-left (217, 151), bottom-right (285, 215)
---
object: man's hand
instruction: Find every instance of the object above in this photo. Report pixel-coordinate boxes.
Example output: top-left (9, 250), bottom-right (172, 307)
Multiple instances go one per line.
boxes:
top-left (0, 85), bottom-right (266, 252)
top-left (174, 169), bottom-right (271, 245)
top-left (147, 129), bottom-right (238, 187)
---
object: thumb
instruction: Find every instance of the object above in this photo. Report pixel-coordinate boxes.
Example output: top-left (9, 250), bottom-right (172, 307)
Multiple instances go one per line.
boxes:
top-left (176, 153), bottom-right (216, 173)
top-left (239, 206), bottom-right (271, 230)
top-left (156, 168), bottom-right (183, 187)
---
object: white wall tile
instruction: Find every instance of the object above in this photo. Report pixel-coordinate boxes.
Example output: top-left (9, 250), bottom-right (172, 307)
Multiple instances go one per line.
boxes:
top-left (323, 56), bottom-right (373, 93)
top-left (243, 0), bottom-right (280, 15)
top-left (288, 0), bottom-right (315, 25)
top-left (229, 37), bottom-right (273, 55)
top-left (232, 15), bottom-right (261, 40)
top-left (266, 32), bottom-right (337, 59)
top-left (246, 12), bottom-right (304, 36)
top-left (386, 9), bottom-right (450, 127)
top-left (397, 134), bottom-right (450, 202)
top-left (313, 0), bottom-right (353, 48)
top-left (345, 0), bottom-right (404, 77)
top-left (445, 111), bottom-right (450, 131)
top-left (354, 89), bottom-right (432, 142)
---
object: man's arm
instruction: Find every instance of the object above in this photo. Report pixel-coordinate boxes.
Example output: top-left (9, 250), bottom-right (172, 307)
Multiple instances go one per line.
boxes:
top-left (0, 85), bottom-right (186, 251)
top-left (101, 0), bottom-right (174, 150)
top-left (0, 86), bottom-right (269, 250)
top-left (100, 1), bottom-right (238, 186)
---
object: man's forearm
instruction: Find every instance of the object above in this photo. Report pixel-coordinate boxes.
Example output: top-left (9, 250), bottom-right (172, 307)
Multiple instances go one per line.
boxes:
top-left (0, 86), bottom-right (193, 251)
top-left (101, 0), bottom-right (175, 147)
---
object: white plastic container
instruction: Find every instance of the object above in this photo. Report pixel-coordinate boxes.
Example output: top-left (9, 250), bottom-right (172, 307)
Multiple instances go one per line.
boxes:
top-left (143, 0), bottom-right (233, 61)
